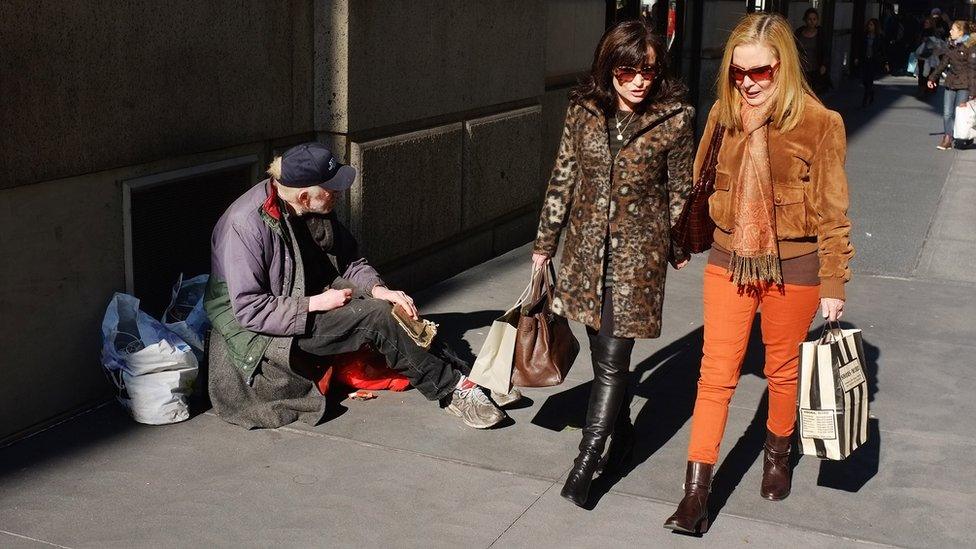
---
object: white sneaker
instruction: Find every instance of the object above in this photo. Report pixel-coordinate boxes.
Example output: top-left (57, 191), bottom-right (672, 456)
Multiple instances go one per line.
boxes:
top-left (443, 386), bottom-right (505, 429)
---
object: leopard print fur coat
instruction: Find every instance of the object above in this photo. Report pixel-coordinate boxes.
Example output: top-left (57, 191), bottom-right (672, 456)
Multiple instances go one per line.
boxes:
top-left (533, 99), bottom-right (695, 339)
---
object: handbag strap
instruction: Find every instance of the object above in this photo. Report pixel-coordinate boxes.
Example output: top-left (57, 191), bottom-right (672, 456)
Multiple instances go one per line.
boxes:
top-left (704, 123), bottom-right (725, 178)
top-left (543, 262), bottom-right (556, 302)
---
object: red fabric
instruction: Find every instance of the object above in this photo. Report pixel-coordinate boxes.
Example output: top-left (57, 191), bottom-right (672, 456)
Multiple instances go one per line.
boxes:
top-left (314, 348), bottom-right (410, 394)
top-left (262, 182), bottom-right (282, 221)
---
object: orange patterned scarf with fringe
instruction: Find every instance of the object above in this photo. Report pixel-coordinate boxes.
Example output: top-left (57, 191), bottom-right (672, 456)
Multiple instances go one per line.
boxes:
top-left (729, 101), bottom-right (782, 286)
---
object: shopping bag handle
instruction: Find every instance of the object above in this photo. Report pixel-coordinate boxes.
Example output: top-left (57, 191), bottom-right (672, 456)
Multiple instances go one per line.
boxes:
top-left (524, 263), bottom-right (556, 314)
top-left (818, 320), bottom-right (844, 344)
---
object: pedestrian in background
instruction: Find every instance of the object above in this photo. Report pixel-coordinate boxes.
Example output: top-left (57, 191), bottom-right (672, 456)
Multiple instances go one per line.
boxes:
top-left (915, 17), bottom-right (945, 98)
top-left (532, 18), bottom-right (695, 508)
top-left (853, 18), bottom-right (889, 107)
top-left (795, 8), bottom-right (829, 94)
top-left (663, 13), bottom-right (854, 535)
top-left (927, 20), bottom-right (976, 150)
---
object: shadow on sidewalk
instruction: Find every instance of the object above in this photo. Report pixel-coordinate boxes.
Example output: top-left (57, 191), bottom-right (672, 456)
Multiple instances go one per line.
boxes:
top-left (424, 310), bottom-right (505, 366)
top-left (530, 316), bottom-right (883, 523)
top-left (823, 76), bottom-right (942, 140)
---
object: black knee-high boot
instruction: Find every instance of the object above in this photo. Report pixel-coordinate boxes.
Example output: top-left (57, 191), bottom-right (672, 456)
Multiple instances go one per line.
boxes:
top-left (601, 384), bottom-right (636, 474)
top-left (560, 333), bottom-right (635, 506)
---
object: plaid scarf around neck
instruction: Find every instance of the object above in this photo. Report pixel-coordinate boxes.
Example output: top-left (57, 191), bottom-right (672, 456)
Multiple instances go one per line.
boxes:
top-left (729, 101), bottom-right (782, 286)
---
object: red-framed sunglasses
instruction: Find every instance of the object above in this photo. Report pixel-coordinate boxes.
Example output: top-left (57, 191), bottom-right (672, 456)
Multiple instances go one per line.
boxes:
top-left (613, 65), bottom-right (658, 83)
top-left (729, 63), bottom-right (779, 85)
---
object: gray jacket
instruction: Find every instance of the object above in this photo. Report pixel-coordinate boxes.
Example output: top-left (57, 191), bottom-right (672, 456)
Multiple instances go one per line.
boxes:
top-left (204, 180), bottom-right (383, 428)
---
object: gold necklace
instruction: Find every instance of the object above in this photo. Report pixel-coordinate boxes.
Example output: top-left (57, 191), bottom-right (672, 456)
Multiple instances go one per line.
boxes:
top-left (615, 111), bottom-right (637, 141)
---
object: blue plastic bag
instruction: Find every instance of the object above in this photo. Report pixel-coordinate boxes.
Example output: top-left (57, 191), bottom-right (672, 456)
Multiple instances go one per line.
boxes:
top-left (162, 273), bottom-right (210, 361)
top-left (101, 293), bottom-right (198, 424)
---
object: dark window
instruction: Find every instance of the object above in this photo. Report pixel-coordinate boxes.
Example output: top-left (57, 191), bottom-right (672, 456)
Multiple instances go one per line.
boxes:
top-left (607, 0), bottom-right (642, 26)
top-left (129, 165), bottom-right (252, 317)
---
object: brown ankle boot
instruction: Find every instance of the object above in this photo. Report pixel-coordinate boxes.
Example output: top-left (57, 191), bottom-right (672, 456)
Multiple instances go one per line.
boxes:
top-left (760, 430), bottom-right (792, 500)
top-left (663, 461), bottom-right (712, 534)
top-left (937, 134), bottom-right (953, 150)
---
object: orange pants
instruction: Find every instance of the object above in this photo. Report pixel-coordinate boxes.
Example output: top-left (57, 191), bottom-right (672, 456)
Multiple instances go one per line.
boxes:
top-left (687, 264), bottom-right (821, 464)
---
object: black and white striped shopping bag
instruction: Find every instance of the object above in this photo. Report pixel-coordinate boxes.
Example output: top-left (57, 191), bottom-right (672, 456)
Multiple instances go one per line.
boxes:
top-left (797, 325), bottom-right (869, 460)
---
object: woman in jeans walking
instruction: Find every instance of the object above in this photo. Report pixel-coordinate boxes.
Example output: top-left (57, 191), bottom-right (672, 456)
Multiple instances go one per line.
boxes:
top-left (532, 19), bottom-right (695, 507)
top-left (927, 21), bottom-right (976, 150)
top-left (662, 13), bottom-right (855, 535)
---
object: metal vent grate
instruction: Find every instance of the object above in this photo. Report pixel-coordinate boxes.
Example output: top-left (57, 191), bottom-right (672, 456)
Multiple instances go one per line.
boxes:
top-left (126, 160), bottom-right (255, 318)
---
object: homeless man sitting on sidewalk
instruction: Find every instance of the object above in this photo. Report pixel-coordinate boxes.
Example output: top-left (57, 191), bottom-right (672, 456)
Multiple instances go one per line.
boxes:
top-left (204, 142), bottom-right (505, 429)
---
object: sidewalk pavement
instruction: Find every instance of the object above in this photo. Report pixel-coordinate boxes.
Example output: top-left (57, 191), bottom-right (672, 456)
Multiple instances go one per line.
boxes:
top-left (2, 77), bottom-right (974, 548)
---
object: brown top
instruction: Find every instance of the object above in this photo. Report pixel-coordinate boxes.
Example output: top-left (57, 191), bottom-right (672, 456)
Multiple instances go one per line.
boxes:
top-left (708, 243), bottom-right (820, 286)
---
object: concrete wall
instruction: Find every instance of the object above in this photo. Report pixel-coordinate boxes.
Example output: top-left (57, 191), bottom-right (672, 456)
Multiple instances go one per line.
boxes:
top-left (318, 0), bottom-right (601, 291)
top-left (541, 0), bottom-right (605, 189)
top-left (545, 0), bottom-right (608, 79)
top-left (1, 0), bottom-right (315, 191)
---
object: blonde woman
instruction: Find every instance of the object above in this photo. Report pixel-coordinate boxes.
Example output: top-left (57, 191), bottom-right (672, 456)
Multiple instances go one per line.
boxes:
top-left (663, 14), bottom-right (854, 534)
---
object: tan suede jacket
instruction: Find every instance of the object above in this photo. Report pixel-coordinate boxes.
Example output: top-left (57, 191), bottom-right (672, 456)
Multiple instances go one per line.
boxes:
top-left (695, 96), bottom-right (855, 299)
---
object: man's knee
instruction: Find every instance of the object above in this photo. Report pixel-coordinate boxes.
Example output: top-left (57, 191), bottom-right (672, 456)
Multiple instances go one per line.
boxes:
top-left (345, 298), bottom-right (396, 327)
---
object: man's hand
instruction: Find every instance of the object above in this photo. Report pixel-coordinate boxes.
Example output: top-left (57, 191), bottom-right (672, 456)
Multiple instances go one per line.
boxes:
top-left (309, 288), bottom-right (352, 312)
top-left (372, 286), bottom-right (418, 319)
top-left (821, 298), bottom-right (845, 322)
top-left (532, 253), bottom-right (550, 270)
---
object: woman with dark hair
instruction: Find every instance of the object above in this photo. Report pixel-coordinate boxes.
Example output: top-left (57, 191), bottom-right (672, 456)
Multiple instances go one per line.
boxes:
top-left (795, 8), bottom-right (829, 93)
top-left (915, 17), bottom-right (946, 99)
top-left (854, 18), bottom-right (888, 107)
top-left (532, 19), bottom-right (695, 507)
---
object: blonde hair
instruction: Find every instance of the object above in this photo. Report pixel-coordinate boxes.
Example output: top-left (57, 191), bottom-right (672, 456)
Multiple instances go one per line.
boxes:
top-left (267, 156), bottom-right (282, 180)
top-left (716, 13), bottom-right (817, 132)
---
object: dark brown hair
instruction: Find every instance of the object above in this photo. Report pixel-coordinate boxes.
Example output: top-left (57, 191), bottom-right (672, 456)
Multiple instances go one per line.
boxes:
top-left (570, 19), bottom-right (687, 115)
top-left (865, 18), bottom-right (882, 35)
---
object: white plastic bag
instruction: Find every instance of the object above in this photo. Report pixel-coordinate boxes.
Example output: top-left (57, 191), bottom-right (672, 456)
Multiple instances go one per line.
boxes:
top-left (162, 273), bottom-right (210, 361)
top-left (101, 293), bottom-right (198, 425)
top-left (954, 103), bottom-right (976, 141)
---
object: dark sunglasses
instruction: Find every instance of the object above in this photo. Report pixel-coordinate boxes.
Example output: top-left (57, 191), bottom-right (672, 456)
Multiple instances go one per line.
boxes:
top-left (729, 63), bottom-right (779, 84)
top-left (613, 65), bottom-right (658, 83)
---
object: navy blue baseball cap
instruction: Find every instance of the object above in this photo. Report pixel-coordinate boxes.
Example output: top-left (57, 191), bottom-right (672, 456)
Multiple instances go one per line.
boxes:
top-left (278, 142), bottom-right (357, 191)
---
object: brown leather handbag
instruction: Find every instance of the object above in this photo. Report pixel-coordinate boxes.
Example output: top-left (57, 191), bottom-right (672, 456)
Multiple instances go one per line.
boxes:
top-left (671, 123), bottom-right (726, 254)
top-left (512, 265), bottom-right (580, 387)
